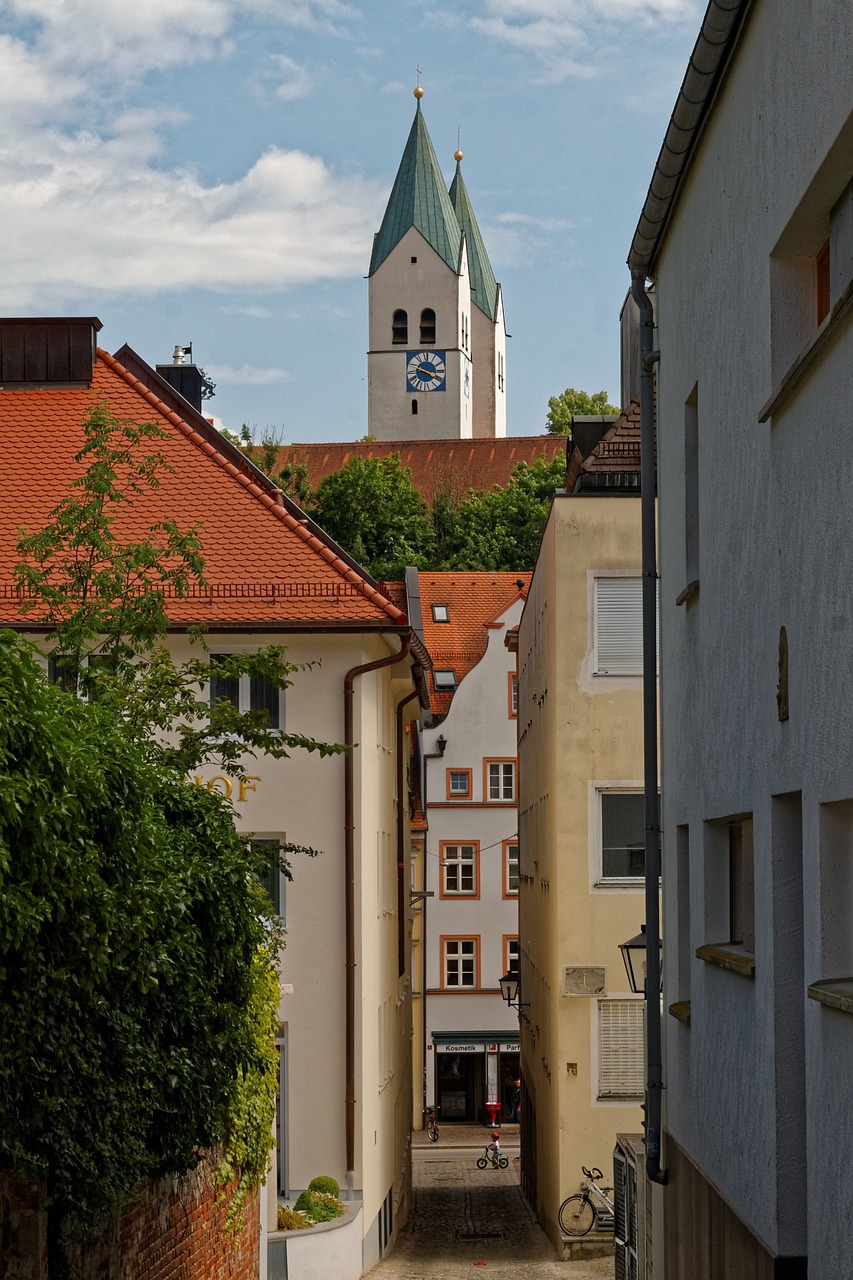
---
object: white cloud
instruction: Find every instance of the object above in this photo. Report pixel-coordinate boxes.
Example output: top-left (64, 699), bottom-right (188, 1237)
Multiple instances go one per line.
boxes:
top-left (0, 132), bottom-right (385, 306)
top-left (206, 363), bottom-right (292, 385)
top-left (0, 0), bottom-right (384, 306)
top-left (271, 54), bottom-right (314, 102)
top-left (470, 0), bottom-right (700, 80)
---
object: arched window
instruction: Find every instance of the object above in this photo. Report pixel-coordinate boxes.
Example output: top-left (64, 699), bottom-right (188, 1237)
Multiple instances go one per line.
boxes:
top-left (411, 399), bottom-right (419, 415)
top-left (420, 308), bottom-right (436, 344)
top-left (392, 310), bottom-right (408, 344)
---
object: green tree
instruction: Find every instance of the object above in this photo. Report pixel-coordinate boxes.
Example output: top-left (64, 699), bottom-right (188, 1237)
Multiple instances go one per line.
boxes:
top-left (546, 387), bottom-right (619, 434)
top-left (312, 454), bottom-right (435, 579)
top-left (0, 632), bottom-right (279, 1274)
top-left (444, 455), bottom-right (567, 571)
top-left (221, 425), bottom-right (312, 506)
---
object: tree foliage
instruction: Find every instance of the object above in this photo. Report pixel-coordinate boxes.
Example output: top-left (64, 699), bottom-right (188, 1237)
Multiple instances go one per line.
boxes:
top-left (313, 454), bottom-right (435, 580)
top-left (0, 633), bottom-right (279, 1264)
top-left (441, 456), bottom-right (567, 570)
top-left (546, 387), bottom-right (619, 434)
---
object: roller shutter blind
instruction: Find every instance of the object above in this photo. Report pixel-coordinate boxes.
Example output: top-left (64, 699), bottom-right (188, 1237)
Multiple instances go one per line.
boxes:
top-left (598, 999), bottom-right (644, 1097)
top-left (594, 578), bottom-right (657, 676)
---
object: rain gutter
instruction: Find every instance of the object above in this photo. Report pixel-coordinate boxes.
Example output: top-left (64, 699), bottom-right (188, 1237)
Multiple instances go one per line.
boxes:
top-left (628, 0), bottom-right (754, 278)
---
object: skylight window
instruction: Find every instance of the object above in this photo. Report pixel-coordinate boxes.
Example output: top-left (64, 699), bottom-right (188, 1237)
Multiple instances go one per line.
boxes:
top-left (432, 604), bottom-right (449, 623)
top-left (433, 669), bottom-right (457, 691)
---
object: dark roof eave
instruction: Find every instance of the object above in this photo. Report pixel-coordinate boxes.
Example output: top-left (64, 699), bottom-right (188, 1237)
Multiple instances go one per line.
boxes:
top-left (628, 0), bottom-right (754, 276)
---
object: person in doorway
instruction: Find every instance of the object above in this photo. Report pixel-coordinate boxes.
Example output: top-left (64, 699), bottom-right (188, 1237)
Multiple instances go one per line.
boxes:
top-left (511, 1079), bottom-right (521, 1123)
top-left (488, 1132), bottom-right (502, 1167)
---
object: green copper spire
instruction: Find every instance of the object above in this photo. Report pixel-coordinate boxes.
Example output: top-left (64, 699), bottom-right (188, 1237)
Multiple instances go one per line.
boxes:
top-left (369, 92), bottom-right (462, 277)
top-left (449, 155), bottom-right (499, 320)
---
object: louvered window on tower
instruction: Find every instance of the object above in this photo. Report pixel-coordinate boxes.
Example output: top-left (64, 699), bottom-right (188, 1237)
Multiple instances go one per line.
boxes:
top-left (420, 308), bottom-right (436, 343)
top-left (598, 999), bottom-right (645, 1098)
top-left (594, 577), bottom-right (658, 676)
top-left (392, 309), bottom-right (408, 344)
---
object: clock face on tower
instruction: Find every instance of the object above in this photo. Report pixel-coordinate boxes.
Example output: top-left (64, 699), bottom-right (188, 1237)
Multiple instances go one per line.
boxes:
top-left (406, 350), bottom-right (446, 392)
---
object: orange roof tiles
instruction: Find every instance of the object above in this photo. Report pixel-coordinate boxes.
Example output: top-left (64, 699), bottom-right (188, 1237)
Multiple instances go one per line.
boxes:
top-left (278, 436), bottom-right (568, 504)
top-left (416, 571), bottom-right (530, 716)
top-left (0, 350), bottom-right (406, 629)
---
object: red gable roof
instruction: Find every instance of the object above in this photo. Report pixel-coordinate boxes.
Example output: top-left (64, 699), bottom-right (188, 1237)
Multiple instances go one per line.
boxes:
top-left (0, 348), bottom-right (406, 630)
top-left (278, 437), bottom-right (568, 505)
top-left (416, 571), bottom-right (530, 716)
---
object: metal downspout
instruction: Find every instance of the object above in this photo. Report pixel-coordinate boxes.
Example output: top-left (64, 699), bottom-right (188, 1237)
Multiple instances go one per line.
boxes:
top-left (631, 272), bottom-right (666, 1186)
top-left (343, 636), bottom-right (412, 1196)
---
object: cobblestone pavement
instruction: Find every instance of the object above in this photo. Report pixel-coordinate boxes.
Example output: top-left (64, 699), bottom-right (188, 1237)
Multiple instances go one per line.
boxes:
top-left (366, 1151), bottom-right (613, 1280)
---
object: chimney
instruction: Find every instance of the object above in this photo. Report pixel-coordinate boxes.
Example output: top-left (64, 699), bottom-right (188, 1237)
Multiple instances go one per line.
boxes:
top-left (156, 344), bottom-right (203, 413)
top-left (0, 317), bottom-right (102, 387)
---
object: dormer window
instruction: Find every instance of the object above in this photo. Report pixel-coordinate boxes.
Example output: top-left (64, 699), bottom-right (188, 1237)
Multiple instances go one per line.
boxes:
top-left (420, 308), bottom-right (436, 344)
top-left (392, 309), bottom-right (408, 344)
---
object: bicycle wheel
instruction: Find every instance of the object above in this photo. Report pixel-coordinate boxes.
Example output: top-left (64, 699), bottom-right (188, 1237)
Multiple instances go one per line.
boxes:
top-left (559, 1195), bottom-right (595, 1236)
top-left (427, 1118), bottom-right (439, 1143)
top-left (476, 1157), bottom-right (488, 1169)
top-left (498, 1157), bottom-right (509, 1169)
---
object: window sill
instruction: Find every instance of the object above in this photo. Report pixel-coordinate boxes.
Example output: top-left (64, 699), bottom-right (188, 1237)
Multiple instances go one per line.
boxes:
top-left (675, 580), bottom-right (699, 607)
top-left (593, 878), bottom-right (648, 890)
top-left (759, 275), bottom-right (853, 422)
top-left (668, 1001), bottom-right (691, 1025)
top-left (696, 943), bottom-right (755, 977)
top-left (808, 978), bottom-right (853, 1015)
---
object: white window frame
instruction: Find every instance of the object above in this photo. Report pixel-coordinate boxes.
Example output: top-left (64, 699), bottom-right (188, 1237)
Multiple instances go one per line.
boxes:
top-left (441, 842), bottom-right (478, 896)
top-left (504, 840), bottom-right (519, 895)
top-left (593, 576), bottom-right (658, 677)
top-left (594, 786), bottom-right (647, 887)
top-left (210, 653), bottom-right (285, 731)
top-left (443, 937), bottom-right (478, 988)
top-left (597, 999), bottom-right (644, 1099)
top-left (487, 760), bottom-right (516, 803)
top-left (448, 770), bottom-right (470, 797)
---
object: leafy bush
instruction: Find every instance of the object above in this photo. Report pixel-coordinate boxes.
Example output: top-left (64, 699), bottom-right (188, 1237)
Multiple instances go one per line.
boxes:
top-left (293, 1189), bottom-right (344, 1223)
top-left (277, 1205), bottom-right (312, 1231)
top-left (308, 1175), bottom-right (340, 1197)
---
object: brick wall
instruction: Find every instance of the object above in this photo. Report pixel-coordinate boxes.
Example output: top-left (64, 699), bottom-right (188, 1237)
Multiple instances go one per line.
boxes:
top-left (0, 1153), bottom-right (260, 1280)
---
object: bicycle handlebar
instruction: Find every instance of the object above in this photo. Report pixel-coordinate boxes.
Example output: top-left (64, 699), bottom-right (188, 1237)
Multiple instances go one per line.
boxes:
top-left (581, 1166), bottom-right (604, 1181)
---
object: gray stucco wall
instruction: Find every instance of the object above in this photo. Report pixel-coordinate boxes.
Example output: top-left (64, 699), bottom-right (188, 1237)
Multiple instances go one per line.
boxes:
top-left (651, 0), bottom-right (853, 1272)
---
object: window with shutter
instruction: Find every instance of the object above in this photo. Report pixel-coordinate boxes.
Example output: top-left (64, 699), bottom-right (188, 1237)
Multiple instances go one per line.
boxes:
top-left (598, 999), bottom-right (645, 1098)
top-left (594, 578), bottom-right (658, 676)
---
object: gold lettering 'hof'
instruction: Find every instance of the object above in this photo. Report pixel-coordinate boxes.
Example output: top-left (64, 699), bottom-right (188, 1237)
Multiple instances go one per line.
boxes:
top-left (192, 775), bottom-right (261, 802)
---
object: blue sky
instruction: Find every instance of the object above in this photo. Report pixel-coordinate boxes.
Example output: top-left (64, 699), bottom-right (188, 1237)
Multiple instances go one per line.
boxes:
top-left (0, 0), bottom-right (703, 441)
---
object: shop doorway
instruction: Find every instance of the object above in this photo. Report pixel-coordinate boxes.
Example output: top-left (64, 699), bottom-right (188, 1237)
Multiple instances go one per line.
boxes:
top-left (436, 1051), bottom-right (484, 1121)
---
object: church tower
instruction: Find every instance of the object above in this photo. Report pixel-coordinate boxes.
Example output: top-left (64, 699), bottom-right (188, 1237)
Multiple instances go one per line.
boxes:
top-left (367, 88), bottom-right (506, 441)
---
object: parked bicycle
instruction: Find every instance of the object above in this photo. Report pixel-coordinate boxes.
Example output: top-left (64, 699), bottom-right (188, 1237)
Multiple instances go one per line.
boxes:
top-left (558, 1166), bottom-right (614, 1236)
top-left (476, 1133), bottom-right (508, 1169)
top-left (425, 1108), bottom-right (439, 1143)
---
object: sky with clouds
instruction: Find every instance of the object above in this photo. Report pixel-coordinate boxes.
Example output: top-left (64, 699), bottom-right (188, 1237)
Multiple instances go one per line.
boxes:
top-left (0, 0), bottom-right (703, 440)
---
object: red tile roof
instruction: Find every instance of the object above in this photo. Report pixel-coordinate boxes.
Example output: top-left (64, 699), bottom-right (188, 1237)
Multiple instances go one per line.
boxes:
top-left (0, 350), bottom-right (407, 629)
top-left (416, 571), bottom-right (530, 715)
top-left (278, 437), bottom-right (568, 504)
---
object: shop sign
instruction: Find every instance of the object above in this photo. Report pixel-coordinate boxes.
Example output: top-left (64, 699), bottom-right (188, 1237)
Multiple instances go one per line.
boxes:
top-left (435, 1042), bottom-right (482, 1054)
top-left (499, 1043), bottom-right (519, 1053)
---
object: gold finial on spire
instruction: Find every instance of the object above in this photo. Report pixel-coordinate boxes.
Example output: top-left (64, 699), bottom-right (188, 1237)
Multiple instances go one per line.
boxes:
top-left (454, 127), bottom-right (463, 162)
top-left (414, 64), bottom-right (424, 99)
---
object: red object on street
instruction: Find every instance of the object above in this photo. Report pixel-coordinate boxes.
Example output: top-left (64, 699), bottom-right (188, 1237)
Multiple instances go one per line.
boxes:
top-left (485, 1103), bottom-right (501, 1127)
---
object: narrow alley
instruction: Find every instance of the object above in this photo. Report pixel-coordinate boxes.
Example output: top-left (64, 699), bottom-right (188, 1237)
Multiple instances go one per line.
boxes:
top-left (368, 1128), bottom-right (612, 1280)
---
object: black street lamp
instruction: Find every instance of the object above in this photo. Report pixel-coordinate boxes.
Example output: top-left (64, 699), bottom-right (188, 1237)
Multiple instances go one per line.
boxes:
top-left (499, 970), bottom-right (530, 1022)
top-left (619, 924), bottom-right (663, 995)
